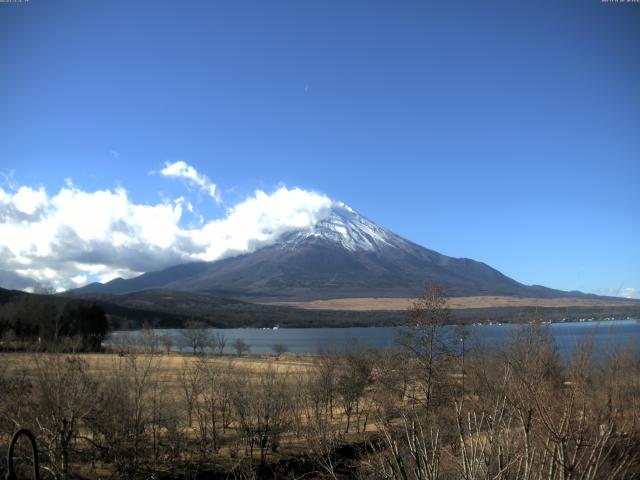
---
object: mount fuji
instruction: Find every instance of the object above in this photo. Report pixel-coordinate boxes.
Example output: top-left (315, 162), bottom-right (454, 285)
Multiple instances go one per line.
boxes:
top-left (70, 203), bottom-right (580, 301)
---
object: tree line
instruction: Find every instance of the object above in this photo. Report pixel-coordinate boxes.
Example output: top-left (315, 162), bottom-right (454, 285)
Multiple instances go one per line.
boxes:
top-left (0, 291), bottom-right (109, 352)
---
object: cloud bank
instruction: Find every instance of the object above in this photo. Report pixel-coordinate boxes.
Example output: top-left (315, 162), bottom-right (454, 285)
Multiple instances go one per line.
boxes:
top-left (0, 165), bottom-right (332, 291)
top-left (590, 287), bottom-right (640, 300)
top-left (621, 288), bottom-right (639, 299)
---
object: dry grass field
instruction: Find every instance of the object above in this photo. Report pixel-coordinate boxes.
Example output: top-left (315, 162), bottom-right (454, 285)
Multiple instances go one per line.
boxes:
top-left (265, 295), bottom-right (639, 311)
top-left (1, 349), bottom-right (383, 478)
top-left (2, 331), bottom-right (639, 480)
top-left (1, 351), bottom-right (318, 390)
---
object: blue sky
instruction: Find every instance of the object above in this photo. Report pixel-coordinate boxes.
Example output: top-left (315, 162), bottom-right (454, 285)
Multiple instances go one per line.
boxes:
top-left (0, 0), bottom-right (638, 296)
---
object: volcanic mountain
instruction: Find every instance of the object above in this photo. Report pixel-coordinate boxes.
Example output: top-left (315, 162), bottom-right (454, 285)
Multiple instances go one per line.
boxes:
top-left (71, 203), bottom-right (585, 301)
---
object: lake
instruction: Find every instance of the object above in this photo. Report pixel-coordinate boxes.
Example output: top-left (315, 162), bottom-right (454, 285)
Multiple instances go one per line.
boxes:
top-left (107, 319), bottom-right (640, 357)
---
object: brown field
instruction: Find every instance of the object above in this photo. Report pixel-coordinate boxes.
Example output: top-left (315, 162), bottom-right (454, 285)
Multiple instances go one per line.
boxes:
top-left (1, 351), bottom-right (318, 379)
top-left (265, 295), bottom-right (639, 311)
top-left (0, 350), bottom-right (380, 477)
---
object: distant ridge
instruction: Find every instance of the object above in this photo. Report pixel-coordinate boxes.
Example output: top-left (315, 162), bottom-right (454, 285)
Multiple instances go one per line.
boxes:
top-left (69, 203), bottom-right (607, 302)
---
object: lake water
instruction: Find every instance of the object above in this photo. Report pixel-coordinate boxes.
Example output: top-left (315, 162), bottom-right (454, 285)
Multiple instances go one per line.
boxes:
top-left (107, 319), bottom-right (640, 357)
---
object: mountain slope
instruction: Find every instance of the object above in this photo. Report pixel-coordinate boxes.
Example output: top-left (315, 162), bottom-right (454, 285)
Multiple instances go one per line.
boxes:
top-left (70, 203), bottom-right (588, 301)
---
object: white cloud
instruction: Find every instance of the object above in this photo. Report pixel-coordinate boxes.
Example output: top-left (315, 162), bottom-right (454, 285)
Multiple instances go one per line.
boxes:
top-left (620, 288), bottom-right (639, 299)
top-left (12, 186), bottom-right (48, 215)
top-left (591, 287), bottom-right (640, 299)
top-left (0, 181), bottom-right (332, 291)
top-left (71, 274), bottom-right (88, 285)
top-left (160, 160), bottom-right (221, 203)
top-left (190, 187), bottom-right (332, 261)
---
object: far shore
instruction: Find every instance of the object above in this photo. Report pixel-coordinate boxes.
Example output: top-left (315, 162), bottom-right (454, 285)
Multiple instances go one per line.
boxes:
top-left (263, 295), bottom-right (640, 311)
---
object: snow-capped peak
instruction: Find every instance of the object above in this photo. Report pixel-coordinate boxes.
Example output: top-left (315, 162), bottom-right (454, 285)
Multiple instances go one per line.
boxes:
top-left (280, 202), bottom-right (404, 252)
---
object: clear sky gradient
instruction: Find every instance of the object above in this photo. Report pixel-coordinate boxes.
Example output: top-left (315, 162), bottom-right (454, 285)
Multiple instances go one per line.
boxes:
top-left (0, 0), bottom-right (638, 296)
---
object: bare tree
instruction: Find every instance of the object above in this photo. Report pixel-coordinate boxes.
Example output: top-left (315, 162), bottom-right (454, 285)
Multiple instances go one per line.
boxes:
top-left (31, 355), bottom-right (96, 479)
top-left (272, 342), bottom-right (288, 359)
top-left (374, 413), bottom-right (441, 480)
top-left (233, 338), bottom-right (250, 357)
top-left (315, 346), bottom-right (339, 421)
top-left (121, 352), bottom-right (156, 477)
top-left (179, 321), bottom-right (212, 355)
top-left (192, 357), bottom-right (229, 453)
top-left (178, 359), bottom-right (201, 428)
top-left (231, 367), bottom-right (293, 463)
top-left (159, 334), bottom-right (174, 354)
top-left (213, 331), bottom-right (227, 356)
top-left (371, 347), bottom-right (410, 422)
top-left (397, 284), bottom-right (451, 413)
top-left (81, 352), bottom-right (158, 477)
top-left (140, 328), bottom-right (159, 354)
top-left (336, 348), bottom-right (372, 433)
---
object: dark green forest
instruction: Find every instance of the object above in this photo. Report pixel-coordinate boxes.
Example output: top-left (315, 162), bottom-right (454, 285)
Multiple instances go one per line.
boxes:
top-left (0, 289), bottom-right (109, 351)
